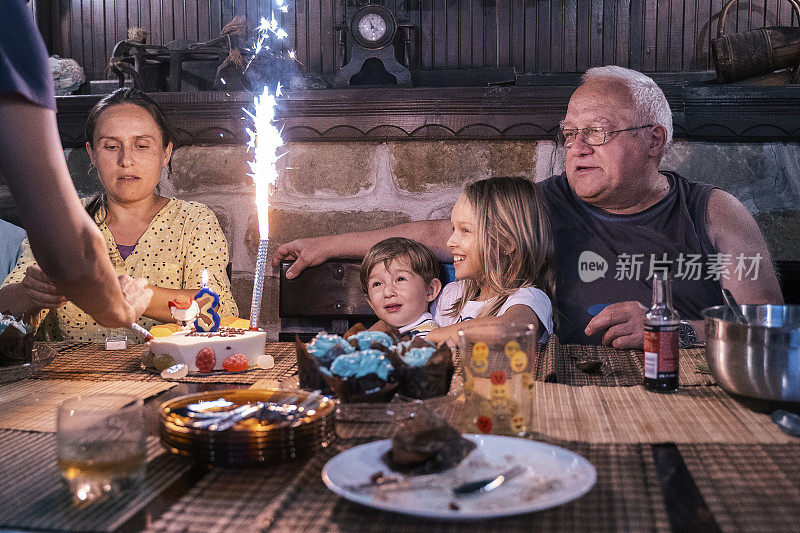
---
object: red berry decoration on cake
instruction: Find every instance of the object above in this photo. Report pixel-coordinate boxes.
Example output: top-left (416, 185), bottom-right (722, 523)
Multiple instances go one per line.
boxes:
top-left (476, 416), bottom-right (493, 434)
top-left (222, 353), bottom-right (249, 372)
top-left (195, 347), bottom-right (216, 373)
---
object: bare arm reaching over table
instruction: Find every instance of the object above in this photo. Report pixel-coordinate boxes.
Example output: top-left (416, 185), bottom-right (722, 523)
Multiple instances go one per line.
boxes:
top-left (585, 189), bottom-right (783, 349)
top-left (272, 219), bottom-right (452, 278)
top-left (706, 189), bottom-right (782, 305)
top-left (0, 96), bottom-right (152, 327)
top-left (425, 305), bottom-right (542, 349)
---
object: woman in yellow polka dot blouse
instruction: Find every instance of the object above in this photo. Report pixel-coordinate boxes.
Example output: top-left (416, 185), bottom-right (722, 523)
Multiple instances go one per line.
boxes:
top-left (0, 88), bottom-right (237, 342)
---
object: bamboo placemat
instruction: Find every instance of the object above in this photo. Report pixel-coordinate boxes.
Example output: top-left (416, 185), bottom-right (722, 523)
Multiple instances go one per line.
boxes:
top-left (530, 382), bottom-right (795, 444)
top-left (540, 338), bottom-right (643, 386)
top-left (678, 442), bottom-right (800, 532)
top-left (0, 379), bottom-right (176, 432)
top-left (144, 438), bottom-right (669, 533)
top-left (37, 342), bottom-right (163, 381)
top-left (537, 336), bottom-right (713, 387)
top-left (146, 457), bottom-right (309, 533)
top-left (680, 347), bottom-right (715, 386)
top-left (0, 430), bottom-right (194, 532)
top-left (36, 342), bottom-right (298, 384)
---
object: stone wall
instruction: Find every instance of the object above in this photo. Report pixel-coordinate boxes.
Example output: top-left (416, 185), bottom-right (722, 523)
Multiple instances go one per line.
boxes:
top-left (2, 139), bottom-right (799, 338)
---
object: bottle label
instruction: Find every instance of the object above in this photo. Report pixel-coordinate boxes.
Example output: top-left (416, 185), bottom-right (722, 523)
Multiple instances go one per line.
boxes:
top-left (643, 324), bottom-right (679, 379)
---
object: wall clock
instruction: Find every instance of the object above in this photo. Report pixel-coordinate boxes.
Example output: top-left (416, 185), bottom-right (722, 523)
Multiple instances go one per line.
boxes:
top-left (334, 4), bottom-right (411, 87)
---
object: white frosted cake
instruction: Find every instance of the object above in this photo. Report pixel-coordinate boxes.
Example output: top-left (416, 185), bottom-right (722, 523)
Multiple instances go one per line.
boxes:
top-left (146, 327), bottom-right (267, 373)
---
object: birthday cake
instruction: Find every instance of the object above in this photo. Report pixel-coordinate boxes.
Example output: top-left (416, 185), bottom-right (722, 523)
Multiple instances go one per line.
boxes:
top-left (143, 272), bottom-right (269, 373)
top-left (146, 327), bottom-right (267, 373)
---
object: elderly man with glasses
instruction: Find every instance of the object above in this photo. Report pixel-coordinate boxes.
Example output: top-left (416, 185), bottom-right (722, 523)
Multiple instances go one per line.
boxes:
top-left (273, 65), bottom-right (782, 349)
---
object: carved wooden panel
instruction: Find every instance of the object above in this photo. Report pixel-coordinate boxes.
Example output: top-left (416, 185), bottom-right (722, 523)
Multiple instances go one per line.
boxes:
top-left (55, 83), bottom-right (800, 148)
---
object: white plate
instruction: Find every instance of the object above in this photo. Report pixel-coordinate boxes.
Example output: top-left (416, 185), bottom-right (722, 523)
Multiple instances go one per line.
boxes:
top-left (321, 434), bottom-right (596, 520)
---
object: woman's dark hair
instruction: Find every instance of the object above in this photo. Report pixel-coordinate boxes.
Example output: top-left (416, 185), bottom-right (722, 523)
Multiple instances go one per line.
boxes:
top-left (85, 88), bottom-right (172, 148)
top-left (85, 88), bottom-right (173, 222)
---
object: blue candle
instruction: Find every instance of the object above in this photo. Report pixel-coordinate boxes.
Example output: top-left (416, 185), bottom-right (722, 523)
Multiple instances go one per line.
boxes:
top-left (194, 270), bottom-right (221, 332)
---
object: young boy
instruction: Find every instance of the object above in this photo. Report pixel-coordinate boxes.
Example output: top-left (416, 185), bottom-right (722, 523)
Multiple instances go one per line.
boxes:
top-left (360, 237), bottom-right (442, 337)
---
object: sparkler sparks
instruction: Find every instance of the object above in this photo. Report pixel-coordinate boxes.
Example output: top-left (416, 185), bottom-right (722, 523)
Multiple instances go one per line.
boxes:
top-left (245, 85), bottom-right (284, 239)
top-left (252, 11), bottom-right (290, 62)
top-left (243, 2), bottom-right (297, 82)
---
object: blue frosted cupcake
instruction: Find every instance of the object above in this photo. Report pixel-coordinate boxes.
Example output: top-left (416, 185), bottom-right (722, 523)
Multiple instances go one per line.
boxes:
top-left (296, 332), bottom-right (355, 393)
top-left (324, 348), bottom-right (398, 402)
top-left (347, 330), bottom-right (394, 352)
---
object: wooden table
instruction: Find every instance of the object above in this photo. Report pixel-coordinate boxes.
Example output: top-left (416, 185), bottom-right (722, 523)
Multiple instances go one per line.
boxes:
top-left (1, 340), bottom-right (799, 532)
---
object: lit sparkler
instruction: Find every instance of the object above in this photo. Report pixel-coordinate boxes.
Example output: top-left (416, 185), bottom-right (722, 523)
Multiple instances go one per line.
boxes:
top-left (246, 85), bottom-right (284, 331)
top-left (244, 1), bottom-right (293, 331)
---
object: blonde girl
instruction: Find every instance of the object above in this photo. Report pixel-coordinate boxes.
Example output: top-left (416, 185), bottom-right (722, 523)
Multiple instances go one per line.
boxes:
top-left (425, 177), bottom-right (555, 346)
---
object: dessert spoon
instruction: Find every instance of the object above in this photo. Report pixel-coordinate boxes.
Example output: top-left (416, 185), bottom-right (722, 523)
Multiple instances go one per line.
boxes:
top-left (452, 465), bottom-right (525, 496)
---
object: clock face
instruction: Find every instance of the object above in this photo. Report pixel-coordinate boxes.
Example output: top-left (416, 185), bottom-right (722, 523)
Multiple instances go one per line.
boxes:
top-left (350, 5), bottom-right (396, 49)
top-left (358, 13), bottom-right (387, 42)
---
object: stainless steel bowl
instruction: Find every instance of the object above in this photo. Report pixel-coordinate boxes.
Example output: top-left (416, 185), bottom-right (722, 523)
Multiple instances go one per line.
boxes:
top-left (703, 305), bottom-right (800, 402)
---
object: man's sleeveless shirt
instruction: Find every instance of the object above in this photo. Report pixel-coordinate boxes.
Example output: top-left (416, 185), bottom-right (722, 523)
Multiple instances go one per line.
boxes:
top-left (541, 172), bottom-right (724, 344)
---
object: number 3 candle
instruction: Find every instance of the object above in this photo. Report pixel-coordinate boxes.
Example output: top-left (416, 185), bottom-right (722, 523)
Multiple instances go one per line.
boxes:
top-left (194, 270), bottom-right (221, 332)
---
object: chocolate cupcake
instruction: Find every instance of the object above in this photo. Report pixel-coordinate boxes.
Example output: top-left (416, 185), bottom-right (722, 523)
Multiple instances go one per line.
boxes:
top-left (323, 349), bottom-right (398, 403)
top-left (387, 336), bottom-right (455, 400)
top-left (383, 410), bottom-right (476, 474)
top-left (296, 332), bottom-right (354, 393)
top-left (0, 314), bottom-right (34, 367)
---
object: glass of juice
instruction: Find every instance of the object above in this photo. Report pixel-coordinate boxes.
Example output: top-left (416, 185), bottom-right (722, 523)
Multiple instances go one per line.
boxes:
top-left (56, 394), bottom-right (146, 503)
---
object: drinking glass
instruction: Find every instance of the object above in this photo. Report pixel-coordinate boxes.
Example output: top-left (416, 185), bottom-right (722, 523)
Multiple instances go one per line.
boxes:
top-left (56, 394), bottom-right (146, 503)
top-left (458, 322), bottom-right (538, 436)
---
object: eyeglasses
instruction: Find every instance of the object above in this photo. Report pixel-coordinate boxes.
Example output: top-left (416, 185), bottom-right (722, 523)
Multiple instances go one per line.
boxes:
top-left (557, 124), bottom-right (654, 147)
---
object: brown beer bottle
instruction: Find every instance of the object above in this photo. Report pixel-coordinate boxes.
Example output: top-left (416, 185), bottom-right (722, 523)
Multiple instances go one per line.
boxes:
top-left (643, 272), bottom-right (679, 392)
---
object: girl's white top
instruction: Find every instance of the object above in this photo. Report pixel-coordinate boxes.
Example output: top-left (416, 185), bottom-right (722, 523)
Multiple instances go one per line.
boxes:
top-left (431, 280), bottom-right (553, 343)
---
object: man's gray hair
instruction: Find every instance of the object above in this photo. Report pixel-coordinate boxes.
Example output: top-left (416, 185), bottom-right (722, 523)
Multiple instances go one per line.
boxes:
top-left (583, 65), bottom-right (673, 145)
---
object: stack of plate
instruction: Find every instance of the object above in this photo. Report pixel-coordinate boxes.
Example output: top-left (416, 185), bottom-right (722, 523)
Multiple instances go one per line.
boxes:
top-left (159, 389), bottom-right (336, 465)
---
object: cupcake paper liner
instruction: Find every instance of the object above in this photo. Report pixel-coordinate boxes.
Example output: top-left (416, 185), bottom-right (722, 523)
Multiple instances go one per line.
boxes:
top-left (295, 337), bottom-right (334, 394)
top-left (0, 324), bottom-right (34, 367)
top-left (323, 372), bottom-right (399, 403)
top-left (386, 337), bottom-right (454, 400)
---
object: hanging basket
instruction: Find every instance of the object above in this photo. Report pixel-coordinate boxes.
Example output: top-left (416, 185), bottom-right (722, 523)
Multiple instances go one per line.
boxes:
top-left (711, 0), bottom-right (800, 83)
